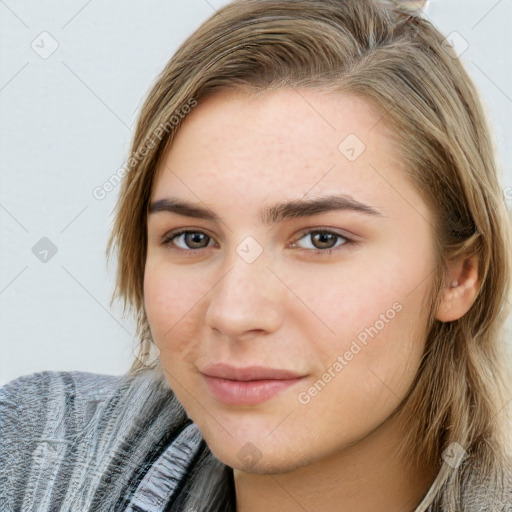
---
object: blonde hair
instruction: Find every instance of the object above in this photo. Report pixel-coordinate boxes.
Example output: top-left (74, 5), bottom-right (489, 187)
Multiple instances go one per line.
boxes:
top-left (107, 0), bottom-right (512, 506)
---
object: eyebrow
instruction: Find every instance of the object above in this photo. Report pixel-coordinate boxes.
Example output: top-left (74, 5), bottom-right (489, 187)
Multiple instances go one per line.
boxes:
top-left (148, 194), bottom-right (383, 225)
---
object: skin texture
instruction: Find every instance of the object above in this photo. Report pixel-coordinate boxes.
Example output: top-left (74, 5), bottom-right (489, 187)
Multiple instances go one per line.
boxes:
top-left (144, 87), bottom-right (479, 512)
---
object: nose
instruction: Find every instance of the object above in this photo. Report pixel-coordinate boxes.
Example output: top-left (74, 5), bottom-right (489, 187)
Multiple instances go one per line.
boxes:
top-left (204, 247), bottom-right (284, 340)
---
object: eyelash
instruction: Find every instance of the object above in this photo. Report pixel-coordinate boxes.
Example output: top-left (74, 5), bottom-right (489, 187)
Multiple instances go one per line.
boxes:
top-left (160, 228), bottom-right (354, 256)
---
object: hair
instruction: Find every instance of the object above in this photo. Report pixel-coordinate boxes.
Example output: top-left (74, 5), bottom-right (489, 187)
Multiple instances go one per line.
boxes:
top-left (106, 0), bottom-right (512, 508)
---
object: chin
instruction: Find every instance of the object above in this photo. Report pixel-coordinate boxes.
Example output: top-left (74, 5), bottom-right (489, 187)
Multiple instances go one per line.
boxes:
top-left (220, 449), bottom-right (312, 475)
top-left (201, 430), bottom-right (318, 476)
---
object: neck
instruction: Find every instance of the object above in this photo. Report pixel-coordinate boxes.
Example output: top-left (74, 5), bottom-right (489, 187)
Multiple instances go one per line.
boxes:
top-left (233, 414), bottom-right (439, 512)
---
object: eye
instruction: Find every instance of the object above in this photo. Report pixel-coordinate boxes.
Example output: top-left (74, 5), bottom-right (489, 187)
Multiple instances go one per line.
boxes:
top-left (291, 229), bottom-right (350, 253)
top-left (161, 228), bottom-right (353, 255)
top-left (162, 230), bottom-right (215, 251)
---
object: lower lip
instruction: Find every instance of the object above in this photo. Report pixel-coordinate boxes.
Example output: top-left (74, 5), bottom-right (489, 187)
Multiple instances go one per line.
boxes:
top-left (203, 375), bottom-right (303, 405)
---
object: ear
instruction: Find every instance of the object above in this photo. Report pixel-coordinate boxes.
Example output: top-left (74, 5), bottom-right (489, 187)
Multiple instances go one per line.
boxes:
top-left (435, 254), bottom-right (480, 323)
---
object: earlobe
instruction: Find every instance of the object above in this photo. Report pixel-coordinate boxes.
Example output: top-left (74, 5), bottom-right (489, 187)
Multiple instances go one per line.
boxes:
top-left (435, 255), bottom-right (480, 323)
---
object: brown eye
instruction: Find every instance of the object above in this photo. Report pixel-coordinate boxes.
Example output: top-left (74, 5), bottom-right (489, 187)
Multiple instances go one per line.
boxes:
top-left (293, 229), bottom-right (350, 252)
top-left (163, 230), bottom-right (213, 250)
top-left (310, 232), bottom-right (339, 249)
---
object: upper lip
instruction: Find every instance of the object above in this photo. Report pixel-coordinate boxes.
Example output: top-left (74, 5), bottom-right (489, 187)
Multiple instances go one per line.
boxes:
top-left (201, 363), bottom-right (304, 381)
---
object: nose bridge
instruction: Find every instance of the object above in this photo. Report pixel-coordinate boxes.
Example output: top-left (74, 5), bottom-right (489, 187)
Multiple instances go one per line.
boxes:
top-left (204, 239), bottom-right (283, 336)
top-left (220, 234), bottom-right (274, 297)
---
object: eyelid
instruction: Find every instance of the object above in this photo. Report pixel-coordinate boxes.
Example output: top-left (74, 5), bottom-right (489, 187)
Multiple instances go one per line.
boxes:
top-left (292, 226), bottom-right (356, 243)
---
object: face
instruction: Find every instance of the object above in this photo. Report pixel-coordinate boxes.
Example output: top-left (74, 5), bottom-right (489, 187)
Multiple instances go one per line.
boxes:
top-left (144, 87), bottom-right (436, 474)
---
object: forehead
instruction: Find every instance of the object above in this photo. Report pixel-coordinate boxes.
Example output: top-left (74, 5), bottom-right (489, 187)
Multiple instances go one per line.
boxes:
top-left (165, 87), bottom-right (393, 162)
top-left (151, 87), bottom-right (424, 222)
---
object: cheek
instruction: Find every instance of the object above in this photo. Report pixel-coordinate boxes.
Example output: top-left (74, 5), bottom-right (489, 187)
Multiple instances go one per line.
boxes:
top-left (144, 261), bottom-right (206, 404)
top-left (295, 249), bottom-right (431, 398)
top-left (295, 248), bottom-right (430, 345)
top-left (143, 259), bottom-right (205, 352)
top-left (294, 295), bottom-right (427, 448)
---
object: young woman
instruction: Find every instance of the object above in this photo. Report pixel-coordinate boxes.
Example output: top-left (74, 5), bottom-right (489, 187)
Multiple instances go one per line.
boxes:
top-left (1, 1), bottom-right (511, 510)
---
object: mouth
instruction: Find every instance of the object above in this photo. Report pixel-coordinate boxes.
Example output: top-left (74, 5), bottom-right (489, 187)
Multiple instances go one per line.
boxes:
top-left (200, 363), bottom-right (307, 406)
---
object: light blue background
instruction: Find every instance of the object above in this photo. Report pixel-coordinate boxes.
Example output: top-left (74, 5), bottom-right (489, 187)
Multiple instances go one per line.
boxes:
top-left (1, 0), bottom-right (511, 385)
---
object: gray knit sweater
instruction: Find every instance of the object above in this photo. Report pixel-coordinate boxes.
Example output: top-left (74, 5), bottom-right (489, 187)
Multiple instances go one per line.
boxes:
top-left (0, 369), bottom-right (510, 511)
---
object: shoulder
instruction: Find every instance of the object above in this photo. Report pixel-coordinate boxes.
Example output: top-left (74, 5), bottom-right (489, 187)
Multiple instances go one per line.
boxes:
top-left (445, 455), bottom-right (512, 511)
top-left (0, 368), bottom-right (123, 403)
top-left (0, 368), bottom-right (192, 510)
top-left (0, 370), bottom-right (126, 435)
top-left (0, 367), bottom-right (187, 442)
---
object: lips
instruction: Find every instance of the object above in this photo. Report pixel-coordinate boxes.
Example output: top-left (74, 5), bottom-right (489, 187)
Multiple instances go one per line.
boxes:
top-left (201, 363), bottom-right (306, 405)
top-left (202, 363), bottom-right (303, 381)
